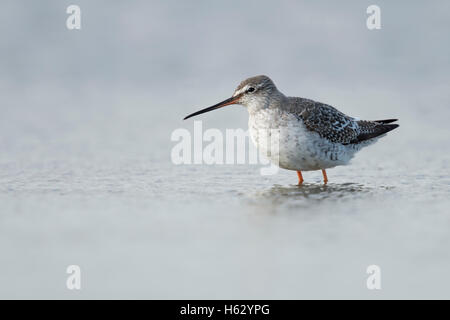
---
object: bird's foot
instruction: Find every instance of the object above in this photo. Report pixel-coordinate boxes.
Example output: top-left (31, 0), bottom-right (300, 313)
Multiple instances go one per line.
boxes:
top-left (296, 171), bottom-right (304, 185)
top-left (322, 169), bottom-right (328, 185)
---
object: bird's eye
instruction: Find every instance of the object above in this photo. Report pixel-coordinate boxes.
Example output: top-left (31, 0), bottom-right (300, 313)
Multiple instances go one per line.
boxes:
top-left (247, 87), bottom-right (255, 93)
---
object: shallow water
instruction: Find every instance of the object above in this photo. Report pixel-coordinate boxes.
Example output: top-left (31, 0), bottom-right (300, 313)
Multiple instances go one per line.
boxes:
top-left (1, 1), bottom-right (450, 299)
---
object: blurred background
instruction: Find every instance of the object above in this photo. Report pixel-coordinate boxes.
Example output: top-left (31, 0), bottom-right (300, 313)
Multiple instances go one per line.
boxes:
top-left (0, 0), bottom-right (449, 299)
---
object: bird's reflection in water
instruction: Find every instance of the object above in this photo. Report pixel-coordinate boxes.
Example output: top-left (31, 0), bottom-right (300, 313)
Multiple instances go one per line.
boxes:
top-left (244, 183), bottom-right (392, 214)
top-left (268, 183), bottom-right (368, 199)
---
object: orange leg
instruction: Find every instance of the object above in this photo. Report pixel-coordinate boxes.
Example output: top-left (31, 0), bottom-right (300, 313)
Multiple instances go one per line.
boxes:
top-left (297, 171), bottom-right (304, 185)
top-left (321, 169), bottom-right (328, 184)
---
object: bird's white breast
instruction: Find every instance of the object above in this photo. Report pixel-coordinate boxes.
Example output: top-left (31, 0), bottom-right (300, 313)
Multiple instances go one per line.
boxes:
top-left (248, 109), bottom-right (356, 171)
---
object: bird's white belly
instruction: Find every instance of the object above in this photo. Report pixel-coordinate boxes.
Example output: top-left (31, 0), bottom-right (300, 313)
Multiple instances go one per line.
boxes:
top-left (248, 109), bottom-right (356, 171)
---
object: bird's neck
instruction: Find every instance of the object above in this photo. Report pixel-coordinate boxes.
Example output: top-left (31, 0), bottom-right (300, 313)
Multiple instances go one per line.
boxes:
top-left (247, 91), bottom-right (287, 116)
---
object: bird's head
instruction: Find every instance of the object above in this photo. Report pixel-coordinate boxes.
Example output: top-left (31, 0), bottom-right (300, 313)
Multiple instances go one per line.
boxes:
top-left (183, 75), bottom-right (278, 120)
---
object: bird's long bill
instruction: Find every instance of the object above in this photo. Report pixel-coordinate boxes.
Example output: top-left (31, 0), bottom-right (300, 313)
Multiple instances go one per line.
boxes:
top-left (183, 96), bottom-right (240, 120)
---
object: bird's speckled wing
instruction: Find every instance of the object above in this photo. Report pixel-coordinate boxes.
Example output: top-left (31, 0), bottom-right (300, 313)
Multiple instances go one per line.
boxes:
top-left (289, 98), bottom-right (398, 145)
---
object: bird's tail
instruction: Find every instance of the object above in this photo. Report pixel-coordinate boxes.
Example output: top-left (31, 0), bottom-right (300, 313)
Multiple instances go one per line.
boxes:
top-left (349, 120), bottom-right (399, 144)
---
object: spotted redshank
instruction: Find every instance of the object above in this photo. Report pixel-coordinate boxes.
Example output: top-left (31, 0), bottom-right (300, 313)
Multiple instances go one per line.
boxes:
top-left (184, 75), bottom-right (399, 184)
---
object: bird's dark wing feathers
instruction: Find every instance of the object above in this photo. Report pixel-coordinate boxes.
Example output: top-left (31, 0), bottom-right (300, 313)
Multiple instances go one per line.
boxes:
top-left (372, 119), bottom-right (398, 124)
top-left (295, 100), bottom-right (398, 145)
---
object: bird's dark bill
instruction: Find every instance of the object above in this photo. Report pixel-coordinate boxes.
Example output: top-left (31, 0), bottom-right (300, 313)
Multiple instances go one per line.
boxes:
top-left (183, 96), bottom-right (239, 120)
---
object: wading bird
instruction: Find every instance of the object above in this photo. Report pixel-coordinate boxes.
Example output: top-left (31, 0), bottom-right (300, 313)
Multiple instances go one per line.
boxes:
top-left (184, 75), bottom-right (399, 184)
